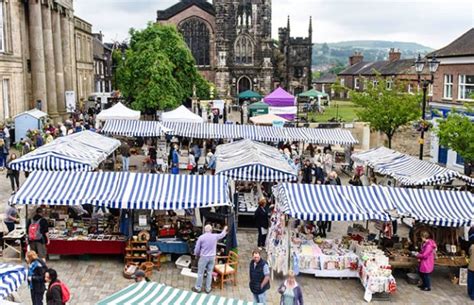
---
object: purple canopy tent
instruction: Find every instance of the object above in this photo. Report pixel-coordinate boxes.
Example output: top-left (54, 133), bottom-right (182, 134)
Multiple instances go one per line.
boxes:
top-left (263, 87), bottom-right (296, 120)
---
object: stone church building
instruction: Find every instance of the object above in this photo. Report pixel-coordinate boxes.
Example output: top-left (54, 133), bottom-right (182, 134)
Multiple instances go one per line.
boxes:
top-left (0, 0), bottom-right (94, 122)
top-left (157, 0), bottom-right (312, 98)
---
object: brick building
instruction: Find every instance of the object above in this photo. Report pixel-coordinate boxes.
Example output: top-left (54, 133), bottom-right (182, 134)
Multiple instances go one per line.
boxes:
top-left (428, 28), bottom-right (474, 172)
top-left (93, 32), bottom-right (113, 93)
top-left (337, 49), bottom-right (429, 98)
top-left (157, 0), bottom-right (312, 98)
top-left (312, 74), bottom-right (336, 98)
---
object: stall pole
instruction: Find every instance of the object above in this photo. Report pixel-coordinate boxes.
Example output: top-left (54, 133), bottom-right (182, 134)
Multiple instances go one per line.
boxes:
top-left (287, 216), bottom-right (292, 276)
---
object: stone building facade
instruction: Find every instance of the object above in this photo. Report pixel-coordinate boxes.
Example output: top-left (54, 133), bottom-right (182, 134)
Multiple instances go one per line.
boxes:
top-left (93, 33), bottom-right (113, 93)
top-left (157, 0), bottom-right (312, 98)
top-left (74, 16), bottom-right (94, 105)
top-left (0, 0), bottom-right (93, 122)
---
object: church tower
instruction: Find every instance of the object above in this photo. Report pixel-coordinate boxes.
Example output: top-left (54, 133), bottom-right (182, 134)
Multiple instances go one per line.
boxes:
top-left (214, 0), bottom-right (274, 98)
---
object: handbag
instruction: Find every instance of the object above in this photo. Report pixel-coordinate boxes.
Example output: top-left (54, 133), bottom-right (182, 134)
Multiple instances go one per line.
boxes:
top-left (187, 164), bottom-right (194, 170)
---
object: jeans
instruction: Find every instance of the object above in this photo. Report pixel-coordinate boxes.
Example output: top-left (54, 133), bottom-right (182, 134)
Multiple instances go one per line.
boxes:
top-left (5, 222), bottom-right (15, 232)
top-left (195, 256), bottom-right (215, 292)
top-left (252, 291), bottom-right (267, 305)
top-left (30, 289), bottom-right (44, 305)
top-left (9, 171), bottom-right (20, 191)
top-left (419, 271), bottom-right (431, 289)
top-left (0, 154), bottom-right (5, 168)
top-left (122, 156), bottom-right (129, 171)
top-left (258, 228), bottom-right (267, 247)
top-left (468, 270), bottom-right (474, 300)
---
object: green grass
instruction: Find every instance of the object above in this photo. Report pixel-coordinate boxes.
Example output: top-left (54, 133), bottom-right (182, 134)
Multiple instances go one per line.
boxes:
top-left (300, 100), bottom-right (360, 123)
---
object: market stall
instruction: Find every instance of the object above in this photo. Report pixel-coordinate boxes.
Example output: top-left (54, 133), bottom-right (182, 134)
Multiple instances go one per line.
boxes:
top-left (249, 113), bottom-right (287, 125)
top-left (97, 281), bottom-right (257, 305)
top-left (162, 121), bottom-right (358, 145)
top-left (248, 101), bottom-right (269, 117)
top-left (9, 171), bottom-right (231, 256)
top-left (101, 120), bottom-right (169, 137)
top-left (0, 264), bottom-right (27, 301)
top-left (96, 102), bottom-right (141, 122)
top-left (161, 105), bottom-right (204, 123)
top-left (352, 146), bottom-right (474, 186)
top-left (9, 130), bottom-right (120, 171)
top-left (263, 87), bottom-right (296, 120)
top-left (13, 108), bottom-right (48, 143)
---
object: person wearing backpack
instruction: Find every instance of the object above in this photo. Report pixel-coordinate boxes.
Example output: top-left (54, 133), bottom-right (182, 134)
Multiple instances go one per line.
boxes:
top-left (26, 250), bottom-right (47, 305)
top-left (45, 268), bottom-right (70, 305)
top-left (28, 208), bottom-right (49, 260)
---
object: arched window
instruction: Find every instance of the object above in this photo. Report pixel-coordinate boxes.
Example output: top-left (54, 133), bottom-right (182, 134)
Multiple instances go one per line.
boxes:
top-left (234, 35), bottom-right (253, 65)
top-left (179, 18), bottom-right (210, 66)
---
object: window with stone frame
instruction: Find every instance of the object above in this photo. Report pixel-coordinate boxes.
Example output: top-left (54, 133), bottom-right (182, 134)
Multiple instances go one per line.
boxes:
top-left (293, 66), bottom-right (304, 78)
top-left (0, 0), bottom-right (5, 53)
top-left (234, 35), bottom-right (254, 65)
top-left (179, 18), bottom-right (210, 66)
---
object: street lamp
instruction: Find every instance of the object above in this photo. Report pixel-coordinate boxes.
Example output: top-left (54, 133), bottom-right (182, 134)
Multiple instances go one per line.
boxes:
top-left (415, 54), bottom-right (440, 160)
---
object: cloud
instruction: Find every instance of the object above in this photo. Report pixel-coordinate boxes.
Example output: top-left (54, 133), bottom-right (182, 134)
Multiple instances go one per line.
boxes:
top-left (75, 0), bottom-right (474, 48)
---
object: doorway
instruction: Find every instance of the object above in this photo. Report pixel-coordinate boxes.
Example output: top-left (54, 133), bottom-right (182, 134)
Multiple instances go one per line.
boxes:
top-left (238, 76), bottom-right (252, 93)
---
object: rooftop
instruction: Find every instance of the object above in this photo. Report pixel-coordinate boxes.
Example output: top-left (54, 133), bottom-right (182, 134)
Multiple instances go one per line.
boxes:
top-left (428, 28), bottom-right (474, 58)
top-left (157, 0), bottom-right (215, 20)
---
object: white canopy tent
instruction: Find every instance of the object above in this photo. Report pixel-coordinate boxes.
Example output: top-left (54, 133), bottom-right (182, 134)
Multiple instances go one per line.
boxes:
top-left (161, 105), bottom-right (204, 123)
top-left (96, 102), bottom-right (141, 122)
top-left (249, 113), bottom-right (288, 125)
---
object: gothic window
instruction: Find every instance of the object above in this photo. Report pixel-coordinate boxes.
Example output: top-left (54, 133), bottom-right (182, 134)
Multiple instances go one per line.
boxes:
top-left (294, 67), bottom-right (304, 78)
top-left (234, 35), bottom-right (253, 65)
top-left (179, 18), bottom-right (210, 66)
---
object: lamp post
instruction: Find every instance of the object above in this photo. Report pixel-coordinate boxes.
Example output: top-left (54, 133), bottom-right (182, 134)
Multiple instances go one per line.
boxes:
top-left (414, 54), bottom-right (440, 160)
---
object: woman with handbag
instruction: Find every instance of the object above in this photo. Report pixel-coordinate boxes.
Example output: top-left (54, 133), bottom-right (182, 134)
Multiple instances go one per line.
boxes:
top-left (278, 270), bottom-right (304, 305)
top-left (188, 151), bottom-right (197, 175)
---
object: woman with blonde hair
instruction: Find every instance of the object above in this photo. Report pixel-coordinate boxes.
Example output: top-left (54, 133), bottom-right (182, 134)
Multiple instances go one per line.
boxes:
top-left (278, 270), bottom-right (303, 305)
top-left (26, 250), bottom-right (48, 305)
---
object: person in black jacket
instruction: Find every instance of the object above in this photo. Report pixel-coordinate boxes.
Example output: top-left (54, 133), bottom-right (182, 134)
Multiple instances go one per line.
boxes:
top-left (28, 208), bottom-right (49, 260)
top-left (301, 159), bottom-right (313, 184)
top-left (26, 251), bottom-right (47, 305)
top-left (254, 198), bottom-right (269, 249)
top-left (45, 269), bottom-right (64, 305)
top-left (314, 162), bottom-right (325, 185)
top-left (249, 249), bottom-right (270, 304)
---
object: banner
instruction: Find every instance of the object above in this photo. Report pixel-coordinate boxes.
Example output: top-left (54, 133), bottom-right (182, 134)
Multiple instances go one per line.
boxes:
top-left (65, 91), bottom-right (76, 113)
top-left (268, 106), bottom-right (297, 115)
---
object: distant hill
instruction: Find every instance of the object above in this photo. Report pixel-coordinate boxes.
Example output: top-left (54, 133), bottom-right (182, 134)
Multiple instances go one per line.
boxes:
top-left (313, 40), bottom-right (434, 72)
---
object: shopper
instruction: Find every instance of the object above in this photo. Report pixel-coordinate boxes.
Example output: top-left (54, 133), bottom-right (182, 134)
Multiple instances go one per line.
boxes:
top-left (120, 141), bottom-right (131, 172)
top-left (4, 203), bottom-right (18, 232)
top-left (348, 174), bottom-right (362, 186)
top-left (249, 249), bottom-right (270, 304)
top-left (278, 270), bottom-right (304, 305)
top-left (313, 162), bottom-right (325, 185)
top-left (6, 153), bottom-right (20, 194)
top-left (416, 231), bottom-right (437, 291)
top-left (0, 137), bottom-right (7, 170)
top-left (26, 250), bottom-right (47, 305)
top-left (467, 232), bottom-right (474, 300)
top-left (192, 224), bottom-right (228, 294)
top-left (301, 159), bottom-right (313, 184)
top-left (45, 268), bottom-right (70, 305)
top-left (171, 145), bottom-right (180, 174)
top-left (188, 151), bottom-right (197, 175)
top-left (28, 208), bottom-right (49, 260)
top-left (254, 198), bottom-right (269, 249)
top-left (322, 148), bottom-right (333, 175)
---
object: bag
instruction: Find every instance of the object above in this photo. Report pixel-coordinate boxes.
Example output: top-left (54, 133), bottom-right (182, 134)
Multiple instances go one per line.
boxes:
top-left (187, 164), bottom-right (194, 170)
top-left (51, 281), bottom-right (71, 303)
top-left (28, 219), bottom-right (42, 241)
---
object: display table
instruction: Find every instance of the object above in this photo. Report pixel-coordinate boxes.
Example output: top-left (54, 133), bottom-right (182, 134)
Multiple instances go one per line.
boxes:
top-left (2, 230), bottom-right (26, 262)
top-left (47, 239), bottom-right (126, 255)
top-left (150, 238), bottom-right (189, 254)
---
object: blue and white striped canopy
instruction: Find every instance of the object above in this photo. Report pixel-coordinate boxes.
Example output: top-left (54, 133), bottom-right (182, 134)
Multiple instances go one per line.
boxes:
top-left (10, 131), bottom-right (120, 172)
top-left (9, 171), bottom-right (230, 210)
top-left (102, 120), bottom-right (170, 137)
top-left (162, 122), bottom-right (358, 145)
top-left (215, 139), bottom-right (298, 182)
top-left (0, 264), bottom-right (27, 300)
top-left (274, 183), bottom-right (473, 227)
top-left (352, 147), bottom-right (474, 186)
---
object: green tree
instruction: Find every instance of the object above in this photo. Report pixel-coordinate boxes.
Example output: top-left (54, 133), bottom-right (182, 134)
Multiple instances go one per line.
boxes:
top-left (115, 23), bottom-right (210, 111)
top-left (343, 75), bottom-right (421, 148)
top-left (435, 105), bottom-right (474, 167)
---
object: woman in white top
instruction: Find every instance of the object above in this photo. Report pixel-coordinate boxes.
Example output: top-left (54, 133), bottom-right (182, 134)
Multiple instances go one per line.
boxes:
top-left (188, 151), bottom-right (197, 175)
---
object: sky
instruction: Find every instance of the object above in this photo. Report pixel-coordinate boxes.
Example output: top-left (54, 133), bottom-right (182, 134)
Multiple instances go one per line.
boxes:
top-left (75, 0), bottom-right (474, 49)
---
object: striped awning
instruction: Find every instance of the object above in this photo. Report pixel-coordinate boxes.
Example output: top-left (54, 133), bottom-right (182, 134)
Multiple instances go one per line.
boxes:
top-left (352, 147), bottom-right (474, 186)
top-left (9, 131), bottom-right (120, 172)
top-left (102, 120), bottom-right (170, 137)
top-left (274, 183), bottom-right (473, 227)
top-left (97, 282), bottom-right (256, 305)
top-left (215, 139), bottom-right (298, 182)
top-left (162, 122), bottom-right (358, 145)
top-left (9, 171), bottom-right (230, 210)
top-left (0, 264), bottom-right (27, 300)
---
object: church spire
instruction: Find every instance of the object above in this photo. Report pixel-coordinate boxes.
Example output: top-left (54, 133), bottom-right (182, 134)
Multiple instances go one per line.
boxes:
top-left (287, 15), bottom-right (290, 35)
top-left (309, 16), bottom-right (312, 42)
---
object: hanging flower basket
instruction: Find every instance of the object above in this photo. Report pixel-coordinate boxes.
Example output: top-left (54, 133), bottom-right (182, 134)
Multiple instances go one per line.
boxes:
top-left (414, 120), bottom-right (432, 132)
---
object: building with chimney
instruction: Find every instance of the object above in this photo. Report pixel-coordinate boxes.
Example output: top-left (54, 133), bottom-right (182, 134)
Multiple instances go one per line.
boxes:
top-left (0, 0), bottom-right (93, 122)
top-left (156, 0), bottom-right (312, 98)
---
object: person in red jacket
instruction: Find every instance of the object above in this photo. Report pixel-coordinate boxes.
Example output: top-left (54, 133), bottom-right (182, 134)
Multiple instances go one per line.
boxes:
top-left (416, 231), bottom-right (437, 291)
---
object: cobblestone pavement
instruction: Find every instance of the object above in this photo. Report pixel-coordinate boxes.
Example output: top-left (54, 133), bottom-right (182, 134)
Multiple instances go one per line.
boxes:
top-left (0, 158), bottom-right (471, 304)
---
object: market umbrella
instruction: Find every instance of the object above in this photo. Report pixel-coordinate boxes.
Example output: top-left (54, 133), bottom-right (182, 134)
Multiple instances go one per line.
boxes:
top-left (97, 282), bottom-right (257, 305)
top-left (238, 90), bottom-right (262, 100)
top-left (248, 101), bottom-right (269, 117)
top-left (298, 88), bottom-right (328, 98)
